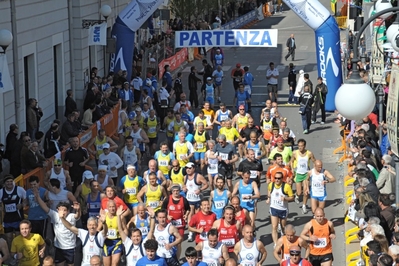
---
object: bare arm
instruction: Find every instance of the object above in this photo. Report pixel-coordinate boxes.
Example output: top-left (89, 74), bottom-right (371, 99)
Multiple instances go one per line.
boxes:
top-left (0, 239), bottom-right (10, 263)
top-left (273, 237), bottom-right (284, 263)
top-left (136, 186), bottom-right (146, 204)
top-left (107, 137), bottom-right (118, 152)
top-left (116, 206), bottom-right (128, 242)
top-left (168, 225), bottom-right (183, 248)
top-left (60, 216), bottom-right (79, 235)
top-left (324, 170), bottom-right (336, 183)
top-left (233, 240), bottom-right (241, 256)
top-left (257, 240), bottom-right (268, 264)
top-left (251, 182), bottom-right (260, 199)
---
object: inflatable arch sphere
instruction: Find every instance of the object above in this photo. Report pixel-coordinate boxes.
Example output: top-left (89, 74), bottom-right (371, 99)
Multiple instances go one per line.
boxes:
top-left (109, 0), bottom-right (343, 111)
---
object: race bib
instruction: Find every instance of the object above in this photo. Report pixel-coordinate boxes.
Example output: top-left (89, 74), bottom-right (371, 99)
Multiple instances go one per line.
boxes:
top-left (216, 77), bottom-right (222, 82)
top-left (179, 154), bottom-right (187, 160)
top-left (148, 201), bottom-right (159, 208)
top-left (208, 163), bottom-right (218, 174)
top-left (187, 192), bottom-right (200, 201)
top-left (314, 237), bottom-right (327, 248)
top-left (5, 203), bottom-right (16, 212)
top-left (250, 170), bottom-right (257, 179)
top-left (139, 226), bottom-right (149, 235)
top-left (172, 219), bottom-right (182, 226)
top-left (214, 200), bottom-right (226, 209)
top-left (219, 153), bottom-right (228, 160)
top-left (241, 194), bottom-right (252, 202)
top-left (148, 127), bottom-right (156, 133)
top-left (197, 143), bottom-right (204, 149)
top-left (158, 160), bottom-right (168, 166)
top-left (235, 78), bottom-right (241, 82)
top-left (221, 238), bottom-right (235, 247)
top-left (204, 260), bottom-right (218, 266)
top-left (126, 188), bottom-right (136, 195)
top-left (200, 231), bottom-right (208, 240)
top-left (241, 261), bottom-right (256, 266)
top-left (314, 181), bottom-right (323, 188)
top-left (108, 229), bottom-right (117, 238)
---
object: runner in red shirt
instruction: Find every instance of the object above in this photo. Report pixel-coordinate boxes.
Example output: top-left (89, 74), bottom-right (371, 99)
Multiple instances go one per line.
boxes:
top-left (188, 198), bottom-right (217, 244)
top-left (212, 205), bottom-right (241, 257)
top-left (101, 186), bottom-right (131, 217)
top-left (280, 245), bottom-right (312, 266)
top-left (231, 196), bottom-right (250, 226)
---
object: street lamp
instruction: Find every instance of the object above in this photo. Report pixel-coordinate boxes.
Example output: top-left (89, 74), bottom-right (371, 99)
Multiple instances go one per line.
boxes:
top-left (334, 6), bottom-right (399, 120)
top-left (82, 4), bottom-right (112, 29)
top-left (0, 29), bottom-right (13, 53)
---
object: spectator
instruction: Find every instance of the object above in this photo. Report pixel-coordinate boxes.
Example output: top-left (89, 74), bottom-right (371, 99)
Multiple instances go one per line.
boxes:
top-left (9, 132), bottom-right (29, 177)
top-left (64, 137), bottom-right (90, 191)
top-left (26, 98), bottom-right (41, 139)
top-left (82, 103), bottom-right (95, 127)
top-left (4, 123), bottom-right (19, 161)
top-left (83, 83), bottom-right (101, 111)
top-left (118, 81), bottom-right (134, 113)
top-left (34, 131), bottom-right (45, 154)
top-left (163, 65), bottom-right (173, 92)
top-left (379, 193), bottom-right (396, 231)
top-left (376, 155), bottom-right (395, 194)
top-left (64, 89), bottom-right (77, 118)
top-left (44, 123), bottom-right (59, 157)
top-left (131, 72), bottom-right (143, 104)
top-left (92, 98), bottom-right (105, 123)
top-left (380, 125), bottom-right (390, 156)
top-left (188, 66), bottom-right (202, 109)
top-left (21, 141), bottom-right (47, 174)
top-left (359, 177), bottom-right (379, 203)
top-left (60, 113), bottom-right (81, 145)
top-left (44, 131), bottom-right (62, 159)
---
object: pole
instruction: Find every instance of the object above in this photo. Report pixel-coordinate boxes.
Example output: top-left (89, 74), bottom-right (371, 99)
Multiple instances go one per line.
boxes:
top-left (378, 86), bottom-right (384, 145)
top-left (396, 158), bottom-right (399, 208)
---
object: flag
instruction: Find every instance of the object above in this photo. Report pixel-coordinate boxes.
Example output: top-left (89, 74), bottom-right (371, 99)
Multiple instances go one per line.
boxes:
top-left (0, 54), bottom-right (14, 93)
top-left (88, 22), bottom-right (107, 46)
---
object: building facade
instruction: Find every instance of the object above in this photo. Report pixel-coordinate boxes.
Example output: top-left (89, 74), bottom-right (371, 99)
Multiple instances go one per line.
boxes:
top-left (0, 0), bottom-right (130, 143)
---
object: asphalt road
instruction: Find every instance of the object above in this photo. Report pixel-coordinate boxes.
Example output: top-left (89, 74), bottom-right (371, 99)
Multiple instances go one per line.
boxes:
top-left (161, 2), bottom-right (347, 265)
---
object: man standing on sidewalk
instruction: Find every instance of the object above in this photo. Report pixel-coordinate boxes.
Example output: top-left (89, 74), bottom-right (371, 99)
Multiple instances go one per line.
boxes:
top-left (287, 63), bottom-right (297, 104)
top-left (189, 66), bottom-right (202, 109)
top-left (266, 62), bottom-right (279, 102)
top-left (311, 77), bottom-right (328, 125)
top-left (285, 34), bottom-right (296, 61)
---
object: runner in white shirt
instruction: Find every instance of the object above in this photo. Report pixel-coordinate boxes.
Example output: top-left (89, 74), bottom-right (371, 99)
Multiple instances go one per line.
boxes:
top-left (98, 143), bottom-right (124, 184)
top-left (34, 189), bottom-right (81, 266)
top-left (195, 228), bottom-right (230, 266)
top-left (266, 62), bottom-right (279, 102)
top-left (234, 225), bottom-right (267, 266)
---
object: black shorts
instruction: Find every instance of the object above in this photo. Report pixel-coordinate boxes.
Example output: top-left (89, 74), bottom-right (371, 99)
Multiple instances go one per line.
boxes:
top-left (30, 219), bottom-right (47, 238)
top-left (309, 253), bottom-right (334, 266)
top-left (55, 247), bottom-right (75, 264)
top-left (219, 164), bottom-right (233, 180)
top-left (149, 137), bottom-right (158, 146)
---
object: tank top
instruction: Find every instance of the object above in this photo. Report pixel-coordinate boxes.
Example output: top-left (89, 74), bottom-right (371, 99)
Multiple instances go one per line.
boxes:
top-left (87, 192), bottom-right (101, 217)
top-left (235, 209), bottom-right (247, 226)
top-left (236, 115), bottom-right (248, 132)
top-left (239, 239), bottom-right (260, 266)
top-left (105, 215), bottom-right (120, 240)
top-left (233, 69), bottom-right (242, 82)
top-left (218, 219), bottom-right (239, 252)
top-left (203, 109), bottom-right (214, 123)
top-left (94, 174), bottom-right (110, 191)
top-left (235, 91), bottom-right (248, 109)
top-left (134, 214), bottom-right (150, 238)
top-left (296, 150), bottom-right (310, 174)
top-left (131, 128), bottom-right (145, 151)
top-left (81, 183), bottom-right (91, 199)
top-left (142, 95), bottom-right (153, 110)
top-left (122, 175), bottom-right (141, 204)
top-left (27, 187), bottom-right (48, 220)
top-left (118, 110), bottom-right (127, 134)
top-left (262, 119), bottom-right (273, 140)
top-left (170, 167), bottom-right (184, 186)
top-left (135, 116), bottom-right (144, 129)
top-left (146, 184), bottom-right (162, 211)
top-left (48, 189), bottom-right (69, 210)
top-left (214, 70), bottom-right (223, 85)
top-left (212, 189), bottom-right (229, 219)
top-left (309, 218), bottom-right (333, 255)
top-left (166, 195), bottom-right (186, 228)
top-left (146, 117), bottom-right (158, 138)
top-left (173, 120), bottom-right (185, 134)
top-left (122, 146), bottom-right (138, 171)
top-left (207, 154), bottom-right (219, 175)
top-left (166, 117), bottom-right (175, 137)
top-left (238, 180), bottom-right (255, 211)
top-left (194, 130), bottom-right (207, 153)
top-left (215, 54), bottom-right (223, 66)
top-left (154, 224), bottom-right (173, 258)
top-left (247, 141), bottom-right (261, 158)
top-left (270, 183), bottom-right (288, 210)
top-left (217, 110), bottom-right (230, 128)
top-left (194, 211), bottom-right (216, 243)
top-left (2, 186), bottom-right (23, 223)
top-left (94, 136), bottom-right (107, 158)
top-left (50, 168), bottom-right (67, 189)
top-left (282, 236), bottom-right (300, 261)
top-left (202, 240), bottom-right (224, 266)
top-left (185, 173), bottom-right (201, 202)
top-left (157, 152), bottom-right (172, 175)
top-left (205, 84), bottom-right (214, 99)
top-left (175, 141), bottom-right (189, 166)
top-left (310, 169), bottom-right (326, 198)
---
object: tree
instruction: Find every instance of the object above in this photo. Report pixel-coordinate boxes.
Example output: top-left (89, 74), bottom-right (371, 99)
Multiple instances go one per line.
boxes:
top-left (169, 0), bottom-right (198, 23)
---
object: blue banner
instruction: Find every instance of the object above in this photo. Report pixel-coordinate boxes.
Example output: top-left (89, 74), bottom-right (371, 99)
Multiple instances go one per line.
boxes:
top-left (109, 18), bottom-right (135, 79)
top-left (315, 16), bottom-right (343, 111)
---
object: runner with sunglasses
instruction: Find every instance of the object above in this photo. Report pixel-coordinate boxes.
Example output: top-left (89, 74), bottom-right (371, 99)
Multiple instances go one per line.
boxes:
top-left (280, 245), bottom-right (312, 266)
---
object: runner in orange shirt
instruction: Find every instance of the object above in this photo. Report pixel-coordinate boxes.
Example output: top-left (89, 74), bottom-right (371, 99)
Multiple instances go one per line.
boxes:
top-left (267, 153), bottom-right (293, 184)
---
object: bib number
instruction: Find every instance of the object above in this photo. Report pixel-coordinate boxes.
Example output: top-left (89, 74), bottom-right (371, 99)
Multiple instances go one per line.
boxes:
top-left (5, 203), bottom-right (16, 212)
top-left (197, 143), bottom-right (204, 149)
top-left (171, 219), bottom-right (182, 226)
top-left (126, 188), bottom-right (137, 195)
top-left (200, 231), bottom-right (208, 240)
top-left (221, 238), bottom-right (235, 247)
top-left (214, 200), bottom-right (226, 209)
top-left (187, 192), bottom-right (200, 201)
top-left (241, 194), bottom-right (252, 202)
top-left (158, 160), bottom-right (168, 166)
top-left (220, 153), bottom-right (228, 160)
top-left (148, 201), bottom-right (159, 208)
top-left (250, 170), bottom-right (257, 179)
top-left (314, 237), bottom-right (327, 248)
top-left (148, 127), bottom-right (156, 133)
top-left (139, 226), bottom-right (149, 235)
top-left (208, 163), bottom-right (218, 174)
top-left (179, 154), bottom-right (187, 160)
top-left (108, 229), bottom-right (117, 238)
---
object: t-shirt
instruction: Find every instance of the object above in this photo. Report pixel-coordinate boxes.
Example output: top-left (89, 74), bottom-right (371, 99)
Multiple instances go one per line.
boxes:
top-left (48, 210), bottom-right (77, 249)
top-left (237, 159), bottom-right (263, 178)
top-left (182, 262), bottom-right (208, 266)
top-left (269, 147), bottom-right (293, 164)
top-left (11, 233), bottom-right (45, 266)
top-left (136, 255), bottom-right (168, 266)
top-left (214, 143), bottom-right (236, 161)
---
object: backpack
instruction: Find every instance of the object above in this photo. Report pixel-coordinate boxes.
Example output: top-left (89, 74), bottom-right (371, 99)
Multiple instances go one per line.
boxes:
top-left (270, 182), bottom-right (288, 196)
top-left (82, 232), bottom-right (102, 249)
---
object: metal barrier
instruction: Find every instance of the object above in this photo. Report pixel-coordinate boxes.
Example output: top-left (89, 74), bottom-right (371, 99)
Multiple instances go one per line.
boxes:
top-left (16, 102), bottom-right (121, 189)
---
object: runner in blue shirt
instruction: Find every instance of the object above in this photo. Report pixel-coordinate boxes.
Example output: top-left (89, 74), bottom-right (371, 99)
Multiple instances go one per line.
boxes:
top-left (182, 247), bottom-right (207, 266)
top-left (136, 239), bottom-right (168, 266)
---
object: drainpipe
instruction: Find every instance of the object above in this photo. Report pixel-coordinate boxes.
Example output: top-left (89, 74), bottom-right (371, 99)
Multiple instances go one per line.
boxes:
top-left (68, 0), bottom-right (76, 97)
top-left (10, 0), bottom-right (21, 126)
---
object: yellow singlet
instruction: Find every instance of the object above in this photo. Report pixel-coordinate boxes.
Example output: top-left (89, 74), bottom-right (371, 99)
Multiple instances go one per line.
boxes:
top-left (146, 117), bottom-right (158, 138)
top-left (94, 136), bottom-right (107, 158)
top-left (146, 184), bottom-right (162, 211)
top-left (194, 130), bottom-right (207, 152)
top-left (121, 175), bottom-right (141, 204)
top-left (157, 152), bottom-right (172, 175)
top-left (105, 215), bottom-right (120, 240)
top-left (170, 167), bottom-right (184, 186)
top-left (237, 115), bottom-right (249, 132)
top-left (175, 141), bottom-right (189, 167)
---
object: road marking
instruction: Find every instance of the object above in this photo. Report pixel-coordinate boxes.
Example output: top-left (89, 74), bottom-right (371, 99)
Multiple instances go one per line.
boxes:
top-left (256, 65), bottom-right (268, 71)
top-left (252, 85), bottom-right (265, 88)
top-left (277, 65), bottom-right (286, 72)
top-left (182, 67), bottom-right (191, 73)
top-left (222, 66), bottom-right (231, 71)
top-left (251, 93), bottom-right (267, 96)
top-left (299, 46), bottom-right (308, 50)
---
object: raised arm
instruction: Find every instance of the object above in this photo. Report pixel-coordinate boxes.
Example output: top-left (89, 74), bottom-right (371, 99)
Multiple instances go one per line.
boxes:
top-left (60, 216), bottom-right (79, 235)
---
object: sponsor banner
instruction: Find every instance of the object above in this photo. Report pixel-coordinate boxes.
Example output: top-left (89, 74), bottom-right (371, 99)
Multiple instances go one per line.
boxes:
top-left (109, 19), bottom-right (135, 78)
top-left (282, 0), bottom-right (330, 30)
top-left (175, 29), bottom-right (278, 48)
top-left (0, 54), bottom-right (13, 93)
top-left (158, 48), bottom-right (188, 78)
top-left (118, 0), bottom-right (164, 32)
top-left (387, 65), bottom-right (399, 156)
top-left (88, 22), bottom-right (107, 46)
top-left (315, 16), bottom-right (343, 111)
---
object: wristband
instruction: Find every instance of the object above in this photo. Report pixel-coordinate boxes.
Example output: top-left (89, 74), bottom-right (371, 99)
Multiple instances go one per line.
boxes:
top-left (14, 254), bottom-right (18, 259)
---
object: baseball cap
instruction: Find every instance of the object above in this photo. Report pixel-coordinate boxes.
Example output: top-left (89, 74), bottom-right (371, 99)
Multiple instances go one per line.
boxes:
top-left (3, 175), bottom-right (14, 182)
top-left (102, 143), bottom-right (110, 149)
top-left (135, 107), bottom-right (142, 112)
top-left (82, 170), bottom-right (94, 180)
top-left (185, 162), bottom-right (195, 168)
top-left (128, 111), bottom-right (136, 119)
top-left (124, 81), bottom-right (129, 85)
top-left (236, 63), bottom-right (241, 67)
top-left (207, 77), bottom-right (212, 81)
top-left (98, 165), bottom-right (108, 171)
